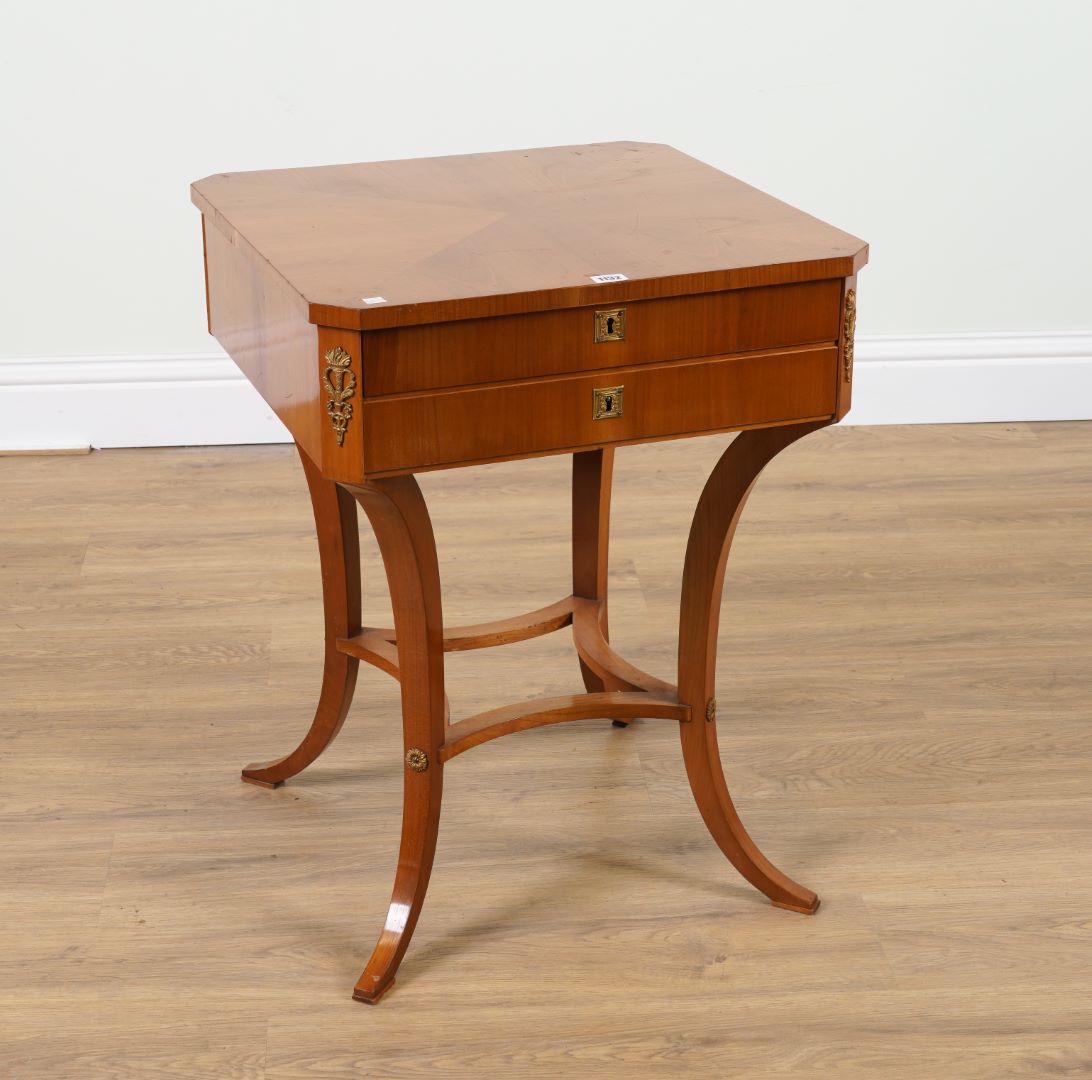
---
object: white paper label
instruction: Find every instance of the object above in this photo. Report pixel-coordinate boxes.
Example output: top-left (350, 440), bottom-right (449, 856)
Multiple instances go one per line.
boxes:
top-left (361, 295), bottom-right (388, 305)
top-left (589, 273), bottom-right (628, 283)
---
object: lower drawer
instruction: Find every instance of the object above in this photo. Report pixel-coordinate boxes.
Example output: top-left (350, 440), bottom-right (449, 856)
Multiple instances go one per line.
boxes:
top-left (362, 344), bottom-right (837, 475)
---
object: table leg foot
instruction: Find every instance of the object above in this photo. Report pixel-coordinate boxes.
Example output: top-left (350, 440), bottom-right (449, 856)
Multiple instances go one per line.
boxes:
top-left (350, 751), bottom-right (442, 1005)
top-left (679, 718), bottom-right (820, 913)
top-left (347, 475), bottom-right (446, 1003)
top-left (239, 647), bottom-right (359, 788)
top-left (240, 446), bottom-right (362, 789)
top-left (352, 976), bottom-right (396, 1004)
top-left (772, 896), bottom-right (821, 915)
top-left (678, 422), bottom-right (828, 912)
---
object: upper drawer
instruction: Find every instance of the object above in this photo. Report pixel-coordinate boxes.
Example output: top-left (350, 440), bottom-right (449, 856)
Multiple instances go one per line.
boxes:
top-left (363, 279), bottom-right (842, 395)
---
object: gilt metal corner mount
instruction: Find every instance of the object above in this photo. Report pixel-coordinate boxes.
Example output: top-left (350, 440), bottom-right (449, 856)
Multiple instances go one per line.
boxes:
top-left (842, 289), bottom-right (857, 384)
top-left (323, 345), bottom-right (356, 447)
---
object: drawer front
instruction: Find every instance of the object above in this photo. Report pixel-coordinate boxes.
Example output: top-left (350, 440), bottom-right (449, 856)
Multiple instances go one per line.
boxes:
top-left (364, 280), bottom-right (842, 396)
top-left (362, 345), bottom-right (837, 476)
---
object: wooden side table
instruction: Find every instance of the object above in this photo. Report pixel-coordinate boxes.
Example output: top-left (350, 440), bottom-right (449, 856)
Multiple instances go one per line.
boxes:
top-left (192, 141), bottom-right (868, 1003)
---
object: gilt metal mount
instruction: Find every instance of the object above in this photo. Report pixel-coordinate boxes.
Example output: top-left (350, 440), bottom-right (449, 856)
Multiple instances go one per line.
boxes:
top-left (842, 288), bottom-right (857, 384)
top-left (323, 345), bottom-right (357, 446)
top-left (405, 747), bottom-right (429, 773)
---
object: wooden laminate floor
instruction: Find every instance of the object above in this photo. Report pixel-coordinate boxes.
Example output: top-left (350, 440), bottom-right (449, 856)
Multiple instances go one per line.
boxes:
top-left (2, 422), bottom-right (1091, 1079)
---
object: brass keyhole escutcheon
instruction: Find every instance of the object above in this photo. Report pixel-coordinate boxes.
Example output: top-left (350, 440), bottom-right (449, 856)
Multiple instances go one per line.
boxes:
top-left (594, 307), bottom-right (626, 342)
top-left (593, 385), bottom-right (624, 420)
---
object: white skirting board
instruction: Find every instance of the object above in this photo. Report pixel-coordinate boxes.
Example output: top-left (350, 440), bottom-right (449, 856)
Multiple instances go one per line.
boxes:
top-left (0, 354), bottom-right (290, 452)
top-left (1, 332), bottom-right (1090, 451)
top-left (846, 332), bottom-right (1092, 426)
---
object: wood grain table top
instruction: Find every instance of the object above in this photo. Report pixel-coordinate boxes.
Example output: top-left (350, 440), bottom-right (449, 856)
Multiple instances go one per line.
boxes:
top-left (191, 141), bottom-right (868, 330)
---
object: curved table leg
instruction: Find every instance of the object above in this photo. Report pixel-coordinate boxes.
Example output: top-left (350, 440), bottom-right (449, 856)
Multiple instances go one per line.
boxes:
top-left (677, 422), bottom-right (827, 914)
top-left (242, 445), bottom-right (361, 788)
top-left (572, 448), bottom-right (629, 723)
top-left (348, 475), bottom-right (445, 1003)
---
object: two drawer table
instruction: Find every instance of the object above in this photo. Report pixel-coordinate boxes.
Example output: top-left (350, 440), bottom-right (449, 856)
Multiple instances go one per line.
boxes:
top-left (192, 141), bottom-right (868, 1003)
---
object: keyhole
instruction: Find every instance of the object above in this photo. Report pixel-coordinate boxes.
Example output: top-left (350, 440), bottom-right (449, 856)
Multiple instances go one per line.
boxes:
top-left (606, 316), bottom-right (615, 335)
top-left (604, 394), bottom-right (613, 412)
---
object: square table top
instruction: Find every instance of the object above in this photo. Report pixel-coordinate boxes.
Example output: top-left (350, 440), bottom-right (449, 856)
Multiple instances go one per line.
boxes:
top-left (192, 141), bottom-right (867, 330)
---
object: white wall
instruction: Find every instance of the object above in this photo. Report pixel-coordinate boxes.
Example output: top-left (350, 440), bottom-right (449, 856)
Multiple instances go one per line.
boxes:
top-left (2, 0), bottom-right (1090, 448)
